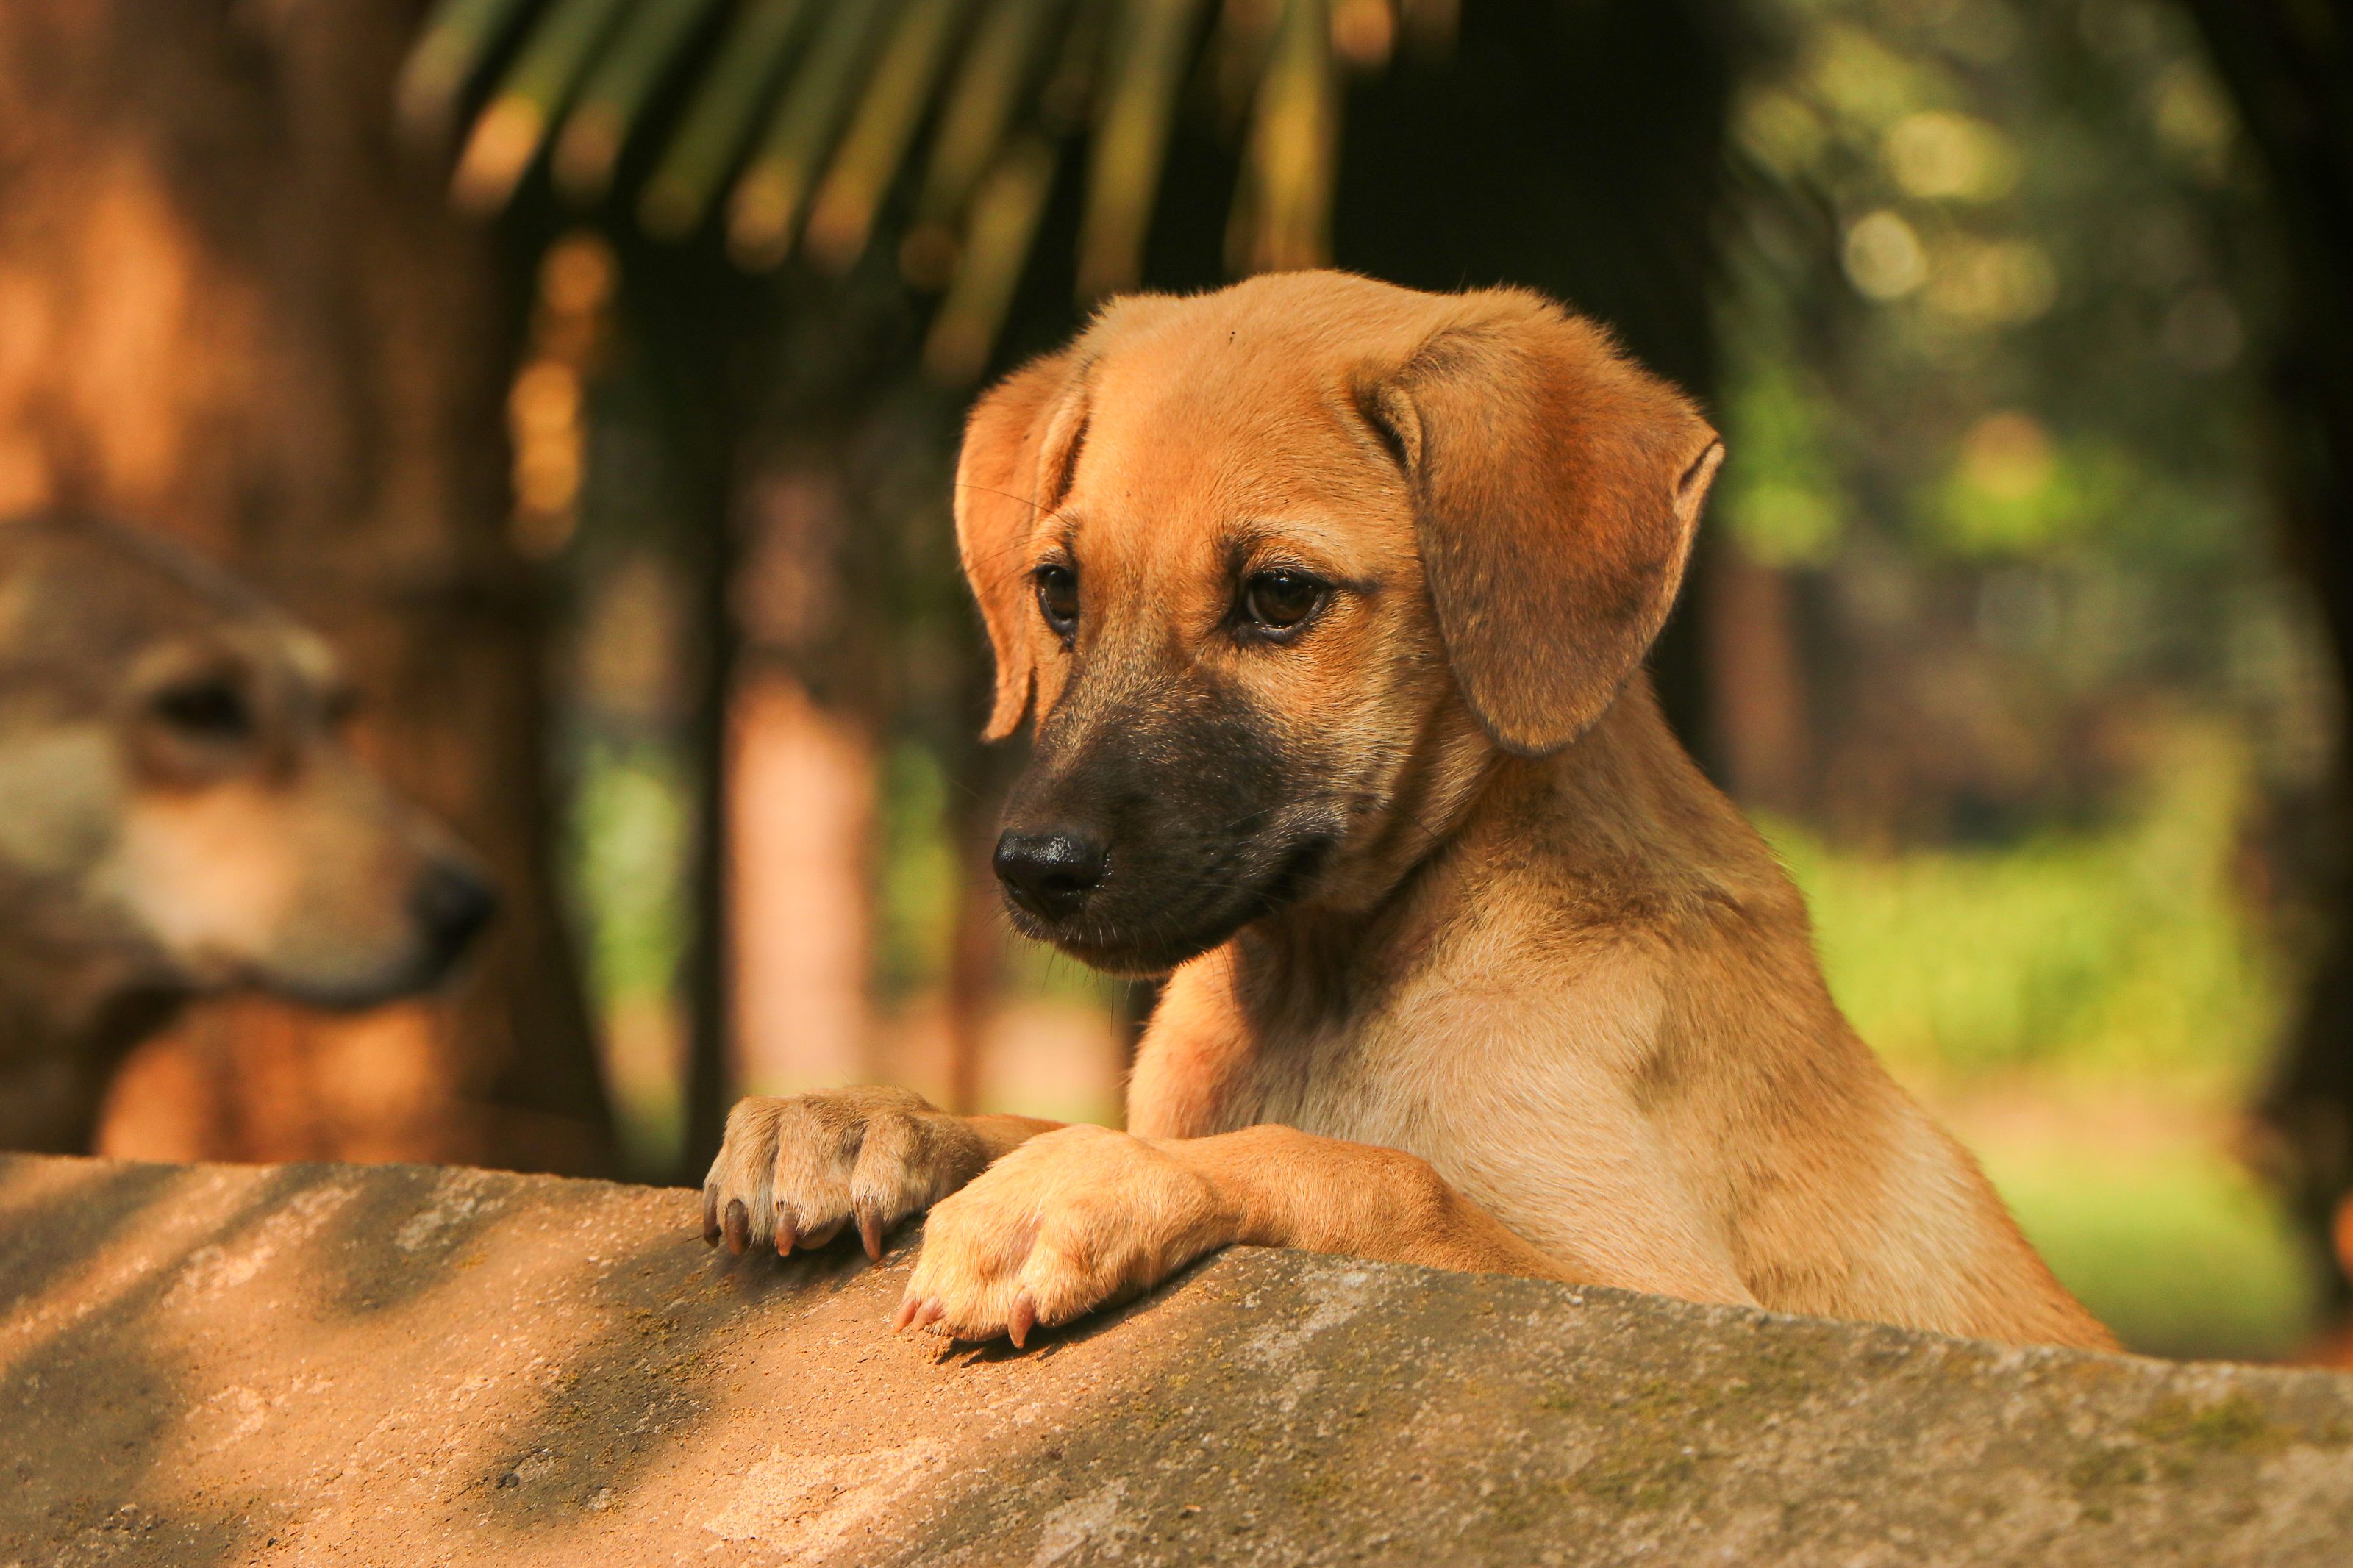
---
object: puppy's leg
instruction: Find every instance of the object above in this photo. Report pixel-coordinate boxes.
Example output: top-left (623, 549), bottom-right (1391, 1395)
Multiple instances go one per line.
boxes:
top-left (703, 1087), bottom-right (1060, 1259)
top-left (1186, 1123), bottom-right (1576, 1276)
top-left (899, 1123), bottom-right (1582, 1345)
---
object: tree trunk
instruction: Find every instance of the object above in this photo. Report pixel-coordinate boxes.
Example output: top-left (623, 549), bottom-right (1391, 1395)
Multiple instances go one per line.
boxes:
top-left (2175, 1), bottom-right (2353, 1318)
top-left (1704, 543), bottom-right (1812, 815)
top-left (0, 0), bottom-right (613, 1173)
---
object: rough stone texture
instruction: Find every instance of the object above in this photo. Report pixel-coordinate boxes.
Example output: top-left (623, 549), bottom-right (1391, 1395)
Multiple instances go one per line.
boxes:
top-left (4, 1154), bottom-right (2352, 1566)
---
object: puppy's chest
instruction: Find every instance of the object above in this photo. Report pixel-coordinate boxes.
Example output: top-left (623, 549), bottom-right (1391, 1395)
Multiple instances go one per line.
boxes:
top-left (1210, 1017), bottom-right (1399, 1142)
top-left (1200, 936), bottom-right (1669, 1156)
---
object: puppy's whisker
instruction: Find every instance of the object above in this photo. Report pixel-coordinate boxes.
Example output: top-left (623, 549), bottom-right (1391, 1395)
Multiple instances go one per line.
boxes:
top-left (950, 479), bottom-right (1071, 531)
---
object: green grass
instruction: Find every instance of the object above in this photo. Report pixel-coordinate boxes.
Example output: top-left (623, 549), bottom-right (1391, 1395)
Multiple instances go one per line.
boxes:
top-left (1973, 1136), bottom-right (2321, 1360)
top-left (566, 737), bottom-right (693, 1175)
top-left (1764, 735), bottom-right (2284, 1092)
top-left (568, 736), bottom-right (691, 1008)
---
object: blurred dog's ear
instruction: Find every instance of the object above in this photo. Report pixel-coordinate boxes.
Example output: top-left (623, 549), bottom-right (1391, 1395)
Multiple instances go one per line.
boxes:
top-left (1364, 293), bottom-right (1721, 757)
top-left (955, 350), bottom-right (1082, 740)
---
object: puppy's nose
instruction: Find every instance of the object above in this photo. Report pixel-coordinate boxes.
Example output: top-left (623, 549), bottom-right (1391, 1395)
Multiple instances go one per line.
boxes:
top-left (993, 829), bottom-right (1108, 921)
top-left (411, 857), bottom-right (499, 970)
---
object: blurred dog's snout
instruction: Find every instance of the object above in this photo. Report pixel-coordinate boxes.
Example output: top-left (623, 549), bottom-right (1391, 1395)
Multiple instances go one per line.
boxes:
top-left (993, 828), bottom-right (1109, 921)
top-left (411, 857), bottom-right (498, 970)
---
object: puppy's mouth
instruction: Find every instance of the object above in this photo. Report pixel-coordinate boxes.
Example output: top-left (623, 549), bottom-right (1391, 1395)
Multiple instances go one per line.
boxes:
top-left (1004, 835), bottom-right (1335, 976)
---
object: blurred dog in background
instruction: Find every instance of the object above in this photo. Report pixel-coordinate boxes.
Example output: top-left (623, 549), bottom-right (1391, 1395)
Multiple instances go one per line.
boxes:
top-left (0, 513), bottom-right (496, 1153)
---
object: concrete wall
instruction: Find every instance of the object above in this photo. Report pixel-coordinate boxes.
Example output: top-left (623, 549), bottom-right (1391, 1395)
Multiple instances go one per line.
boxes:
top-left (4, 1153), bottom-right (2351, 1565)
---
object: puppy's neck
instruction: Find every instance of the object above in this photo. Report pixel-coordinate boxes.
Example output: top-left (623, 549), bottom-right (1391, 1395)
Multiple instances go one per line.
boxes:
top-left (1232, 671), bottom-right (1723, 1036)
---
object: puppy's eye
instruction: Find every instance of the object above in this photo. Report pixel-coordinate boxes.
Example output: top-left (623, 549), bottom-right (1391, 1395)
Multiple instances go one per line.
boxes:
top-left (1035, 563), bottom-right (1079, 642)
top-left (151, 678), bottom-right (254, 741)
top-left (1241, 570), bottom-right (1327, 634)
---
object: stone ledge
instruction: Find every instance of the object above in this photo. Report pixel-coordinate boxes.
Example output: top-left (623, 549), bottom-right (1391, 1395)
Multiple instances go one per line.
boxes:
top-left (3, 1153), bottom-right (2351, 1566)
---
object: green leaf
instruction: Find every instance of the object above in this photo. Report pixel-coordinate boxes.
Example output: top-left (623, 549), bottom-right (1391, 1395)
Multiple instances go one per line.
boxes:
top-left (400, 0), bottom-right (540, 136)
top-left (638, 0), bottom-right (821, 240)
top-left (554, 0), bottom-right (726, 200)
top-left (727, 0), bottom-right (910, 268)
top-left (925, 135), bottom-right (1060, 382)
top-left (453, 0), bottom-right (637, 210)
top-left (805, 0), bottom-right (979, 273)
top-left (1079, 0), bottom-right (1207, 299)
top-left (915, 0), bottom-right (1071, 229)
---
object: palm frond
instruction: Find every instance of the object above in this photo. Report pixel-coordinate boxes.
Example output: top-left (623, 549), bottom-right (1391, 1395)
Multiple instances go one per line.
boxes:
top-left (727, 0), bottom-right (906, 267)
top-left (554, 0), bottom-right (726, 200)
top-left (451, 0), bottom-right (635, 210)
top-left (1076, 0), bottom-right (1207, 299)
top-left (1230, 0), bottom-right (1336, 276)
top-left (915, 0), bottom-right (1068, 228)
top-left (804, 0), bottom-right (976, 272)
top-left (638, 0), bottom-right (817, 238)
top-left (401, 0), bottom-right (540, 133)
top-left (404, 0), bottom-right (1452, 377)
top-left (926, 135), bottom-right (1060, 380)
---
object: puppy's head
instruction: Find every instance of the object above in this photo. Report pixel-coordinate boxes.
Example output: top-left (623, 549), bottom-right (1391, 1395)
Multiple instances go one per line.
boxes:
top-left (0, 516), bottom-right (496, 1014)
top-left (957, 273), bottom-right (1721, 975)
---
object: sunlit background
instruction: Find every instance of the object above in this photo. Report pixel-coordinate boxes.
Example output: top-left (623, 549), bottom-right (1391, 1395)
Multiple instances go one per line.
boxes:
top-left (513, 0), bottom-right (2332, 1360)
top-left (1710, 0), bottom-right (2330, 1358)
top-left (29, 0), bottom-right (2340, 1364)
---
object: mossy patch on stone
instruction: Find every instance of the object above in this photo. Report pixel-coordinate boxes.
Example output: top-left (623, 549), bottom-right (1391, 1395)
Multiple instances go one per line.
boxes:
top-left (2133, 1392), bottom-right (2292, 1456)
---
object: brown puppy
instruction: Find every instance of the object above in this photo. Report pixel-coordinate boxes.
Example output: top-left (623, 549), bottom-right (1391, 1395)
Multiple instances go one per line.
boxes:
top-left (0, 513), bottom-right (496, 1152)
top-left (704, 272), bottom-right (2112, 1353)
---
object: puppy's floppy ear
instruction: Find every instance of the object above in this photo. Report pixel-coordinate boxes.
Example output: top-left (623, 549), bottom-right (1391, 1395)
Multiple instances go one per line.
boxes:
top-left (1365, 292), bottom-right (1723, 757)
top-left (955, 349), bottom-right (1080, 740)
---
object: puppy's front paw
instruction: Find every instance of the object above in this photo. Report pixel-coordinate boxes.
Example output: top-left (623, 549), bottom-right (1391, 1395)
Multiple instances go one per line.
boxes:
top-left (897, 1124), bottom-right (1238, 1346)
top-left (703, 1086), bottom-right (990, 1260)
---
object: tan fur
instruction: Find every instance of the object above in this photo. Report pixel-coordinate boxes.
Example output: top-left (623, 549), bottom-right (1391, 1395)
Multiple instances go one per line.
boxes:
top-left (706, 272), bottom-right (2113, 1353)
top-left (0, 513), bottom-right (494, 1152)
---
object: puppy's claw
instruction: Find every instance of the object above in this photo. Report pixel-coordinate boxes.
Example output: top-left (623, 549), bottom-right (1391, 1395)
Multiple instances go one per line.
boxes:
top-left (893, 1295), bottom-right (921, 1332)
top-left (917, 1297), bottom-right (946, 1332)
top-left (701, 1186), bottom-right (721, 1247)
top-left (1009, 1292), bottom-right (1037, 1350)
top-left (774, 1206), bottom-right (798, 1258)
top-left (857, 1204), bottom-right (883, 1262)
top-left (723, 1199), bottom-right (750, 1256)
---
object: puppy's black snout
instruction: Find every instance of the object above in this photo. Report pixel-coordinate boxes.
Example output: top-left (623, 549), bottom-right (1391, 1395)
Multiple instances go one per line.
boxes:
top-left (993, 829), bottom-right (1109, 921)
top-left (411, 858), bottom-right (499, 971)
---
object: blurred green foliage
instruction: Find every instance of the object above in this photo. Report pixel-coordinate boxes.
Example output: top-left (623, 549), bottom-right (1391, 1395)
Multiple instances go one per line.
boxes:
top-left (1725, 0), bottom-right (2289, 705)
top-left (571, 737), bottom-right (693, 1006)
top-left (1718, 351), bottom-right (1848, 568)
top-left (1727, 0), bottom-right (2332, 1355)
top-left (876, 740), bottom-right (957, 1002)
top-left (1769, 726), bottom-right (2279, 1093)
top-left (1982, 1137), bottom-right (2319, 1360)
top-left (568, 734), bottom-right (693, 1170)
